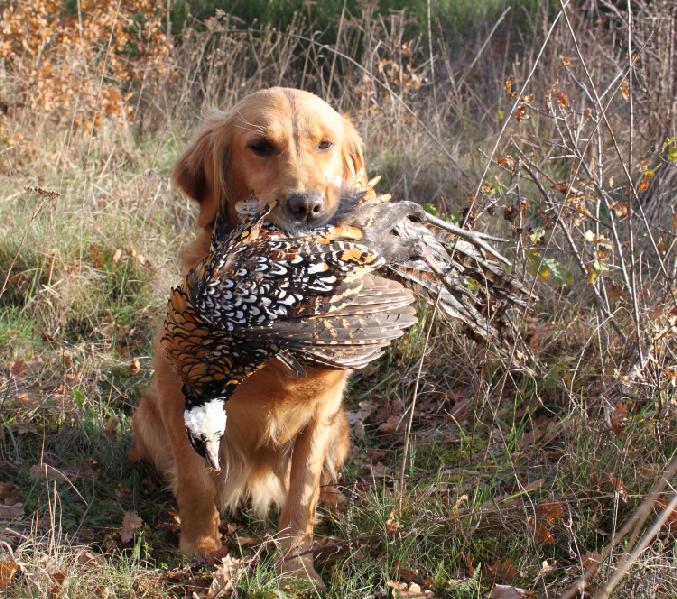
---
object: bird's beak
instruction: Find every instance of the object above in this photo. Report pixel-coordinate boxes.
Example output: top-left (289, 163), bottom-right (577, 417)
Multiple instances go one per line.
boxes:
top-left (204, 440), bottom-right (221, 472)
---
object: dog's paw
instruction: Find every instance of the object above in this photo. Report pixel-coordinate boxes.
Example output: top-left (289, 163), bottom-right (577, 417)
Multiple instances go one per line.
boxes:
top-left (277, 553), bottom-right (325, 590)
top-left (179, 534), bottom-right (222, 559)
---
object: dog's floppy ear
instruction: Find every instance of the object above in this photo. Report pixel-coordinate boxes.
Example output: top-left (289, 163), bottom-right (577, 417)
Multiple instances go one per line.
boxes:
top-left (173, 111), bottom-right (231, 229)
top-left (341, 114), bottom-right (367, 187)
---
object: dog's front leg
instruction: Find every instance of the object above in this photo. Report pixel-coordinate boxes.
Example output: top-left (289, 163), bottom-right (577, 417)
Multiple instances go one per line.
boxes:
top-left (277, 373), bottom-right (347, 585)
top-left (154, 348), bottom-right (223, 557)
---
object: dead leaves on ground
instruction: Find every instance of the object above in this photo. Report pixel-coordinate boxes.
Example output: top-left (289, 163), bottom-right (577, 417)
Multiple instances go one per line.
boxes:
top-left (388, 580), bottom-right (435, 598)
top-left (205, 555), bottom-right (246, 598)
top-left (0, 482), bottom-right (24, 521)
top-left (120, 511), bottom-right (143, 545)
top-left (489, 584), bottom-right (535, 599)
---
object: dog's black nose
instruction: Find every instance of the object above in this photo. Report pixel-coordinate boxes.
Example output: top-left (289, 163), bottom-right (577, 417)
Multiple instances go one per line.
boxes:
top-left (286, 193), bottom-right (325, 222)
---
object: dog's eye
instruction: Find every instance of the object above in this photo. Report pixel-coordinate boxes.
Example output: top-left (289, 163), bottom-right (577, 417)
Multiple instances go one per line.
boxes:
top-left (318, 140), bottom-right (333, 151)
top-left (249, 140), bottom-right (275, 157)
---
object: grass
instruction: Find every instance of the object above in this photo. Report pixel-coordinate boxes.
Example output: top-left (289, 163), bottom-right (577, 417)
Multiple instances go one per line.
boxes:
top-left (1, 0), bottom-right (676, 597)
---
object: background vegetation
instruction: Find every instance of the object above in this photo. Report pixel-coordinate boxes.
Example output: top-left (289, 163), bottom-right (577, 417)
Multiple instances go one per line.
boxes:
top-left (1, 0), bottom-right (675, 597)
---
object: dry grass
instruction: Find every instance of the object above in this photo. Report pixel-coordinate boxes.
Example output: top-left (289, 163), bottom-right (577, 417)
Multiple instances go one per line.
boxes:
top-left (1, 1), bottom-right (675, 597)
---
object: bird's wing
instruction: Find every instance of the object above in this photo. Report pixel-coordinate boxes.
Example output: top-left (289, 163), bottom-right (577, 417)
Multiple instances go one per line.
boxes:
top-left (187, 228), bottom-right (387, 333)
top-left (243, 274), bottom-right (417, 370)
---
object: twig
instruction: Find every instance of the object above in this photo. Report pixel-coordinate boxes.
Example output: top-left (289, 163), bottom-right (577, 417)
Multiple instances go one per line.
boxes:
top-left (558, 454), bottom-right (677, 599)
top-left (594, 493), bottom-right (677, 599)
top-left (397, 293), bottom-right (439, 505)
top-left (466, 2), bottom-right (568, 226)
top-left (0, 188), bottom-right (57, 300)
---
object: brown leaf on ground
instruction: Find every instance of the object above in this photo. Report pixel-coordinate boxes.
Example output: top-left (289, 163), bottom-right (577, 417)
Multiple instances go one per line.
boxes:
top-left (528, 517), bottom-right (554, 545)
top-left (8, 359), bottom-right (26, 378)
top-left (120, 511), bottom-right (143, 545)
top-left (537, 501), bottom-right (563, 525)
top-left (76, 551), bottom-right (104, 566)
top-left (129, 358), bottom-right (141, 375)
top-left (489, 584), bottom-right (535, 598)
top-left (0, 561), bottom-right (19, 589)
top-left (0, 482), bottom-right (21, 504)
top-left (206, 555), bottom-right (245, 598)
top-left (48, 571), bottom-right (66, 598)
top-left (581, 551), bottom-right (602, 576)
top-left (0, 504), bottom-right (23, 521)
top-left (378, 414), bottom-right (401, 435)
top-left (0, 481), bottom-right (24, 521)
top-left (387, 580), bottom-right (435, 598)
top-left (392, 562), bottom-right (419, 583)
top-left (235, 534), bottom-right (256, 546)
top-left (611, 400), bottom-right (628, 434)
top-left (487, 558), bottom-right (518, 584)
top-left (386, 509), bottom-right (401, 534)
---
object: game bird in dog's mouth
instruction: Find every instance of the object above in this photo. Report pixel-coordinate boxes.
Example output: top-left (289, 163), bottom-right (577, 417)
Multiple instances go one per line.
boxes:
top-left (161, 180), bottom-right (535, 470)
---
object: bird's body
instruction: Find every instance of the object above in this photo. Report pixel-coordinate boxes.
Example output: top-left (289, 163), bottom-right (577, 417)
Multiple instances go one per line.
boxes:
top-left (161, 188), bottom-right (534, 469)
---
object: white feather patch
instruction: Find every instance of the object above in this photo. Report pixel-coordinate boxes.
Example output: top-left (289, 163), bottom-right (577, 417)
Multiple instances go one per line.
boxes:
top-left (184, 398), bottom-right (227, 441)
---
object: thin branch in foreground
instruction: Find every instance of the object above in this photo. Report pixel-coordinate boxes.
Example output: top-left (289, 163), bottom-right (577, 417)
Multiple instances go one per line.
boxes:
top-left (558, 454), bottom-right (677, 599)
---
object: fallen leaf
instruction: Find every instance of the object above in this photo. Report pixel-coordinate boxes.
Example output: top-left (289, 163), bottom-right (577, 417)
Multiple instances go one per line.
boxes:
top-left (49, 571), bottom-right (66, 598)
top-left (581, 551), bottom-right (602, 576)
top-left (386, 509), bottom-right (401, 534)
top-left (235, 535), bottom-right (256, 546)
top-left (0, 561), bottom-right (19, 589)
top-left (206, 555), bottom-right (245, 598)
top-left (0, 504), bottom-right (24, 521)
top-left (395, 565), bottom-right (419, 583)
top-left (120, 511), bottom-right (143, 545)
top-left (378, 414), bottom-right (401, 435)
top-left (620, 79), bottom-right (630, 101)
top-left (387, 580), bottom-right (435, 598)
top-left (8, 359), bottom-right (26, 378)
top-left (538, 501), bottom-right (563, 525)
top-left (488, 558), bottom-right (518, 583)
top-left (129, 358), bottom-right (141, 375)
top-left (0, 482), bottom-right (21, 504)
top-left (529, 517), bottom-right (554, 545)
top-left (77, 551), bottom-right (104, 566)
top-left (0, 482), bottom-right (23, 521)
top-left (490, 584), bottom-right (534, 598)
top-left (112, 248), bottom-right (122, 263)
top-left (611, 400), bottom-right (628, 434)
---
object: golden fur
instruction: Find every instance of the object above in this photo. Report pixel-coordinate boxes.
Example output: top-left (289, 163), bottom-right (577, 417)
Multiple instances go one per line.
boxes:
top-left (129, 87), bottom-right (366, 583)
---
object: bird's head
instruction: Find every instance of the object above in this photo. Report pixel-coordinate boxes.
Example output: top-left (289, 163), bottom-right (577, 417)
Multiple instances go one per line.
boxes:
top-left (183, 397), bottom-right (227, 471)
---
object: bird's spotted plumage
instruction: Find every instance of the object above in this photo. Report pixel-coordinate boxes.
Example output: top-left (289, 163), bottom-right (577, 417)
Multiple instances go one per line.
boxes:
top-left (162, 184), bottom-right (535, 469)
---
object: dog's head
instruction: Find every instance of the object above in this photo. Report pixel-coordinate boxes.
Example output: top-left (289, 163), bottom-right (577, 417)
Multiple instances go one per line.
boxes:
top-left (173, 87), bottom-right (366, 232)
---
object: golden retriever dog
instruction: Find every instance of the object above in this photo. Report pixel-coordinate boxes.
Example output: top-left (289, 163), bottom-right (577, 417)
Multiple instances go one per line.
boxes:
top-left (129, 87), bottom-right (367, 584)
